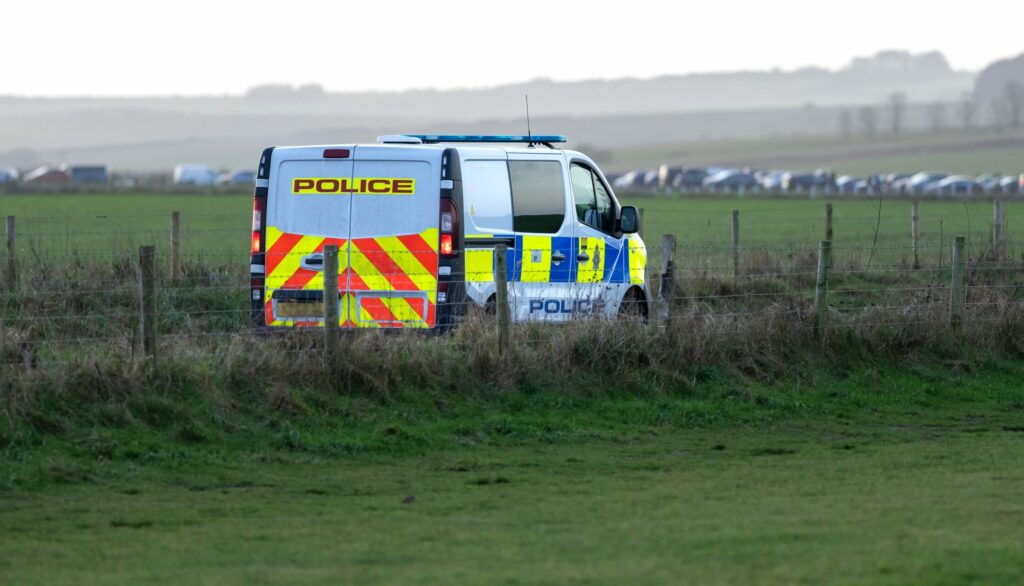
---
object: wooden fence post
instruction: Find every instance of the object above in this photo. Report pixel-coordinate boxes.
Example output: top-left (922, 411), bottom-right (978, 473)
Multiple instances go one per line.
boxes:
top-left (637, 207), bottom-right (645, 242)
top-left (911, 201), bottom-right (920, 269)
top-left (813, 240), bottom-right (831, 339)
top-left (656, 234), bottom-right (677, 323)
top-left (170, 211), bottom-right (182, 281)
top-left (731, 209), bottom-right (740, 278)
top-left (950, 236), bottom-right (966, 329)
top-left (825, 203), bottom-right (833, 243)
top-left (5, 216), bottom-right (14, 293)
top-left (139, 245), bottom-right (157, 364)
top-left (322, 245), bottom-right (340, 358)
top-left (993, 199), bottom-right (1004, 260)
top-left (494, 244), bottom-right (510, 346)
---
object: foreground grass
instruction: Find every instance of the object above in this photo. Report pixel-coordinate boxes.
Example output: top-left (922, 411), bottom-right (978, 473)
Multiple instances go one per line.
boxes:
top-left (2, 360), bottom-right (1024, 584)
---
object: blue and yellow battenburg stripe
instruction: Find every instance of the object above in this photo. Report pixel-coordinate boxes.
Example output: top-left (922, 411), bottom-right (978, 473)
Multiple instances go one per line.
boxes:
top-left (465, 235), bottom-right (645, 285)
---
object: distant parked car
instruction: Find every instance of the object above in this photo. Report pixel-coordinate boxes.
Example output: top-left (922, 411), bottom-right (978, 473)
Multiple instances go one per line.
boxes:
top-left (64, 165), bottom-right (108, 183)
top-left (888, 176), bottom-right (912, 193)
top-left (782, 170), bottom-right (832, 191)
top-left (657, 166), bottom-right (683, 190)
top-left (831, 174), bottom-right (864, 192)
top-left (611, 169), bottom-right (649, 190)
top-left (884, 173), bottom-right (916, 193)
top-left (906, 172), bottom-right (949, 193)
top-left (642, 169), bottom-right (661, 189)
top-left (22, 166), bottom-right (71, 184)
top-left (856, 177), bottom-right (881, 193)
top-left (998, 175), bottom-right (1020, 194)
top-left (759, 170), bottom-right (787, 191)
top-left (703, 169), bottom-right (758, 191)
top-left (924, 176), bottom-right (980, 196)
top-left (0, 167), bottom-right (18, 183)
top-left (976, 174), bottom-right (1003, 193)
top-left (217, 170), bottom-right (257, 186)
top-left (173, 164), bottom-right (218, 186)
top-left (671, 167), bottom-right (709, 189)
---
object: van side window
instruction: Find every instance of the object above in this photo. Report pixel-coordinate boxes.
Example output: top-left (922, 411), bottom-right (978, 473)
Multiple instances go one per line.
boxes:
top-left (571, 163), bottom-right (616, 234)
top-left (571, 164), bottom-right (596, 225)
top-left (593, 175), bottom-right (614, 234)
top-left (509, 160), bottom-right (565, 234)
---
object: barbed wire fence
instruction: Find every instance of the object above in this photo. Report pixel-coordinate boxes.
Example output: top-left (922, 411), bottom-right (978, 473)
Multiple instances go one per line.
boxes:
top-left (2, 198), bottom-right (1023, 374)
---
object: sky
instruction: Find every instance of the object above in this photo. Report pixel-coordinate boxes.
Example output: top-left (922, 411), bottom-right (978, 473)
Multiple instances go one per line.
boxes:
top-left (2, 0), bottom-right (1021, 97)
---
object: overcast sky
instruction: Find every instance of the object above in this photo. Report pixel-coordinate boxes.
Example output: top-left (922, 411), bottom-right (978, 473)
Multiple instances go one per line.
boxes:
top-left (2, 0), bottom-right (1020, 97)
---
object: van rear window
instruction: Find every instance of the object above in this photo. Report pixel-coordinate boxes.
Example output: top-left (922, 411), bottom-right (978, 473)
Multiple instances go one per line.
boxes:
top-left (509, 160), bottom-right (565, 234)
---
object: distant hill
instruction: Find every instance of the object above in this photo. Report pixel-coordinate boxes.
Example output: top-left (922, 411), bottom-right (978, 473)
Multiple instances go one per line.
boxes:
top-left (0, 50), bottom-right (978, 171)
top-left (975, 53), bottom-right (1024, 104)
top-left (0, 103), bottom-right (971, 173)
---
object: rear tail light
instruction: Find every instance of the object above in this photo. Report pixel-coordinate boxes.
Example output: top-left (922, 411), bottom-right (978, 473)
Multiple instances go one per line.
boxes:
top-left (251, 197), bottom-right (266, 255)
top-left (439, 198), bottom-right (458, 257)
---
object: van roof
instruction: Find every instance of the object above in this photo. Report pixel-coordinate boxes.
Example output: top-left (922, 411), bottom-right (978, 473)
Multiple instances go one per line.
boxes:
top-left (271, 143), bottom-right (573, 157)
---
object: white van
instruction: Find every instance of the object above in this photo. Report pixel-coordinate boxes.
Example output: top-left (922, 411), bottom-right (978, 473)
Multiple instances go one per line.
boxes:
top-left (249, 135), bottom-right (648, 330)
top-left (173, 164), bottom-right (218, 186)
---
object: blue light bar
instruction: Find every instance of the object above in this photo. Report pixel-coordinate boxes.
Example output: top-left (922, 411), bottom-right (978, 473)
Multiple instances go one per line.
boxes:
top-left (403, 134), bottom-right (567, 144)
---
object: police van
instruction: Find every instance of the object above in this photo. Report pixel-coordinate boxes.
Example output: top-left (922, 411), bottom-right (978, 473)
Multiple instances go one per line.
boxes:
top-left (249, 135), bottom-right (648, 330)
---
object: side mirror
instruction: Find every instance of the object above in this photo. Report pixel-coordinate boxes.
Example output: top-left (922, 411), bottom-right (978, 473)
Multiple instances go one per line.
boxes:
top-left (619, 206), bottom-right (639, 234)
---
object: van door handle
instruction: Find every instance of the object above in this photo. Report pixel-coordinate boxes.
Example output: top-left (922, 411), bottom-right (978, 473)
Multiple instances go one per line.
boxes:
top-left (577, 252), bottom-right (590, 262)
top-left (301, 253), bottom-right (324, 271)
top-left (552, 252), bottom-right (566, 263)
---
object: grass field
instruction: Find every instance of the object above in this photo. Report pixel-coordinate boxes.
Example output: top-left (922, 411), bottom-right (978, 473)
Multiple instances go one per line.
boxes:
top-left (2, 192), bottom-right (1021, 269)
top-left (4, 191), bottom-right (1024, 584)
top-left (3, 360), bottom-right (1024, 584)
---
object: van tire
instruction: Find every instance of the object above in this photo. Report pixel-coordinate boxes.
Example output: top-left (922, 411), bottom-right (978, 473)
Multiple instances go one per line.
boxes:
top-left (619, 287), bottom-right (648, 322)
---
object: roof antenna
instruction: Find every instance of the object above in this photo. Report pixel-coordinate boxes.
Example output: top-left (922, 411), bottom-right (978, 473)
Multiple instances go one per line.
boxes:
top-left (525, 94), bottom-right (533, 147)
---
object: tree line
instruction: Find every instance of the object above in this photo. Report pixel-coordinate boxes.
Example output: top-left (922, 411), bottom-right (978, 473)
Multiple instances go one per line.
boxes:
top-left (837, 81), bottom-right (1024, 139)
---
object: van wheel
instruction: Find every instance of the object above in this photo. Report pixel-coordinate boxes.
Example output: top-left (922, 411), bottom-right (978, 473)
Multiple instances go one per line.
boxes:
top-left (619, 287), bottom-right (647, 321)
top-left (484, 294), bottom-right (496, 316)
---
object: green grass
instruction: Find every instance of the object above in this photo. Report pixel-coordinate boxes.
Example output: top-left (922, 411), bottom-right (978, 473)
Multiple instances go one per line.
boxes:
top-left (0, 192), bottom-right (250, 261)
top-left (2, 192), bottom-right (1019, 270)
top-left (4, 184), bottom-right (1024, 584)
top-left (623, 196), bottom-right (1019, 269)
top-left (2, 360), bottom-right (1024, 584)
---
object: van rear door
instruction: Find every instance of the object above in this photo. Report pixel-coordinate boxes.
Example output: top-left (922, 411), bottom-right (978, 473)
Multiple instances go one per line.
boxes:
top-left (263, 146), bottom-right (354, 327)
top-left (348, 145), bottom-right (442, 328)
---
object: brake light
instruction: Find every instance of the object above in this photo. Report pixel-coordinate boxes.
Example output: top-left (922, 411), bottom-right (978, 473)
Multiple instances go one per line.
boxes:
top-left (323, 148), bottom-right (350, 159)
top-left (251, 197), bottom-right (266, 254)
top-left (439, 198), bottom-right (458, 256)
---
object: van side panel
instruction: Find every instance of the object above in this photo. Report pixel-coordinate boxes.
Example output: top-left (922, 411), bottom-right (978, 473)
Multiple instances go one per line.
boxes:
top-left (461, 160), bottom-right (514, 238)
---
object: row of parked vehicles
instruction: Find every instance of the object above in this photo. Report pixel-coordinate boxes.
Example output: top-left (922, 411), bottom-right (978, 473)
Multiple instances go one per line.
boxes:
top-left (0, 165), bottom-right (109, 185)
top-left (611, 166), bottom-right (1024, 196)
top-left (0, 164), bottom-right (257, 187)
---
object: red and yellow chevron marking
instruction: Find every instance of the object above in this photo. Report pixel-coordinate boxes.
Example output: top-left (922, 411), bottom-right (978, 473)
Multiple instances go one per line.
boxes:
top-left (264, 225), bottom-right (438, 328)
